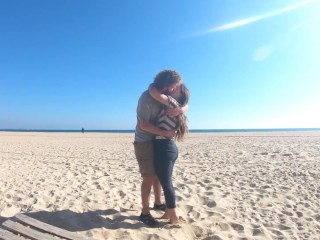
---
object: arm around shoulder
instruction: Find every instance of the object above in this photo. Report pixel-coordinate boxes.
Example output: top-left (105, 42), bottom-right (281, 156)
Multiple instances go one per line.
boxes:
top-left (148, 84), bottom-right (170, 106)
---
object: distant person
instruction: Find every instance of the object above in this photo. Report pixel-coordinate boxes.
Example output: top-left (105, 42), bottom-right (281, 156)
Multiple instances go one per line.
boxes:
top-left (134, 70), bottom-right (187, 227)
top-left (82, 128), bottom-right (84, 134)
top-left (149, 83), bottom-right (190, 225)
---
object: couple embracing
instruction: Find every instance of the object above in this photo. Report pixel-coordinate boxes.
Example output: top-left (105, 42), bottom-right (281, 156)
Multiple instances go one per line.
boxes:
top-left (134, 69), bottom-right (190, 227)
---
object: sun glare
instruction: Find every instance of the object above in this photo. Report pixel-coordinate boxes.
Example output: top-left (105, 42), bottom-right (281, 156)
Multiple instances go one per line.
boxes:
top-left (207, 0), bottom-right (319, 33)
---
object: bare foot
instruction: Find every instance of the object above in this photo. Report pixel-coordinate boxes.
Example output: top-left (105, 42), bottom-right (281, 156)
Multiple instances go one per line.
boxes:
top-left (170, 216), bottom-right (186, 224)
top-left (170, 216), bottom-right (179, 225)
top-left (160, 213), bottom-right (170, 219)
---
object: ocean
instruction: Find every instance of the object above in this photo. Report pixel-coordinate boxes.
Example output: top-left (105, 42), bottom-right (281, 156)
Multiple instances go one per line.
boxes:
top-left (1, 128), bottom-right (320, 133)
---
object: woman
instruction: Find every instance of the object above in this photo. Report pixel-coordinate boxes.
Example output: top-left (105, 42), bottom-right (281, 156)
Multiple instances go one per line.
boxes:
top-left (148, 83), bottom-right (190, 225)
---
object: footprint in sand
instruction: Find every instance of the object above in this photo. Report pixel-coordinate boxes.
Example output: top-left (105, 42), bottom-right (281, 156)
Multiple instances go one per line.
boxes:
top-left (93, 182), bottom-right (103, 190)
top-left (230, 222), bottom-right (244, 232)
top-left (180, 204), bottom-right (193, 214)
top-left (191, 225), bottom-right (207, 239)
top-left (216, 222), bottom-right (229, 231)
top-left (313, 213), bottom-right (320, 221)
top-left (12, 196), bottom-right (22, 202)
top-left (206, 200), bottom-right (216, 208)
top-left (282, 210), bottom-right (294, 216)
top-left (252, 227), bottom-right (265, 237)
top-left (269, 228), bottom-right (284, 237)
top-left (189, 210), bottom-right (201, 219)
top-left (296, 211), bottom-right (303, 218)
top-left (176, 195), bottom-right (183, 201)
top-left (80, 197), bottom-right (91, 203)
top-left (278, 224), bottom-right (291, 230)
top-left (283, 153), bottom-right (292, 157)
top-left (203, 179), bottom-right (211, 184)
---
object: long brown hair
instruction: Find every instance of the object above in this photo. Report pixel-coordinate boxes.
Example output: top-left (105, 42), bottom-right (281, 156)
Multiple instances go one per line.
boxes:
top-left (175, 84), bottom-right (190, 141)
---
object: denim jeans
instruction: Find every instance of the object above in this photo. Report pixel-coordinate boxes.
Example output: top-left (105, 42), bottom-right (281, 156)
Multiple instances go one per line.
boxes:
top-left (154, 139), bottom-right (179, 209)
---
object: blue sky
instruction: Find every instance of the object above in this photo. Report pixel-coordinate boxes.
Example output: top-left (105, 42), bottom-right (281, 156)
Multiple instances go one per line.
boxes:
top-left (1, 0), bottom-right (319, 130)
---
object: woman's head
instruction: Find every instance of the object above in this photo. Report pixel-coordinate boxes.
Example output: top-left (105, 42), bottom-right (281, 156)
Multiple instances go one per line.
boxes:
top-left (174, 84), bottom-right (190, 142)
top-left (178, 84), bottom-right (190, 106)
top-left (171, 84), bottom-right (190, 107)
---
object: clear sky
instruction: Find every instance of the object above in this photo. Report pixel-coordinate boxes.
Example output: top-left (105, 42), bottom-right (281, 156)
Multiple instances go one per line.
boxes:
top-left (1, 0), bottom-right (320, 130)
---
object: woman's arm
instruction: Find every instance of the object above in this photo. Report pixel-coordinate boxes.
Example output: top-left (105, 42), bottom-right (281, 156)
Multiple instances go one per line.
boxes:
top-left (148, 84), bottom-right (170, 106)
top-left (149, 83), bottom-right (189, 117)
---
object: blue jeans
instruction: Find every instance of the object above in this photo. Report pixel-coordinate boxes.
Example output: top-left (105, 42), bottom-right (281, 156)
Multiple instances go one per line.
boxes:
top-left (154, 139), bottom-right (179, 209)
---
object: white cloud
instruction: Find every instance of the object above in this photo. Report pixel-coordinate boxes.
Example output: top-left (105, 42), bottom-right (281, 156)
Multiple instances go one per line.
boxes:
top-left (206, 0), bottom-right (318, 34)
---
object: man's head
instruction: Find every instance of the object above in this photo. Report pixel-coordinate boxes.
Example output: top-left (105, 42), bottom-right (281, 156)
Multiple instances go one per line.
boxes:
top-left (153, 69), bottom-right (183, 94)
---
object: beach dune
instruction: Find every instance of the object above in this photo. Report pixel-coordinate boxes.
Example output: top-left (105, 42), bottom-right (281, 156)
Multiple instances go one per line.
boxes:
top-left (0, 131), bottom-right (319, 239)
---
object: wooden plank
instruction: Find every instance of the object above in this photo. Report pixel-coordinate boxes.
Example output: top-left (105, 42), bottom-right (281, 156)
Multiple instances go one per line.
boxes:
top-left (2, 220), bottom-right (58, 240)
top-left (14, 214), bottom-right (94, 240)
top-left (0, 228), bottom-right (27, 240)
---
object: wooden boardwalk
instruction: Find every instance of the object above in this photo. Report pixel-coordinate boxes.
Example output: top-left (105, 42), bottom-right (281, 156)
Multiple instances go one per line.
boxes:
top-left (0, 213), bottom-right (95, 240)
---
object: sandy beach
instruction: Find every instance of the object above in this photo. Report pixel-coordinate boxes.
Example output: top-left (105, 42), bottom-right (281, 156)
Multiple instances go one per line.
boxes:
top-left (0, 131), bottom-right (319, 240)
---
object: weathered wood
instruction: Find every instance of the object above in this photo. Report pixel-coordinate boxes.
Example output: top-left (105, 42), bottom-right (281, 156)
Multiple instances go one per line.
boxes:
top-left (0, 228), bottom-right (27, 240)
top-left (14, 214), bottom-right (94, 240)
top-left (2, 220), bottom-right (58, 240)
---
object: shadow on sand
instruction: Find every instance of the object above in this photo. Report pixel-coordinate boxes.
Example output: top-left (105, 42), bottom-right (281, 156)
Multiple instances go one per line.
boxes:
top-left (0, 208), bottom-right (168, 231)
top-left (0, 216), bottom-right (7, 225)
top-left (28, 208), bottom-right (142, 231)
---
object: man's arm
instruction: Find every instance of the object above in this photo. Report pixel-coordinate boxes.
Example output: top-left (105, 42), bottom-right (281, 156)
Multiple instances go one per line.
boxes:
top-left (139, 118), bottom-right (175, 139)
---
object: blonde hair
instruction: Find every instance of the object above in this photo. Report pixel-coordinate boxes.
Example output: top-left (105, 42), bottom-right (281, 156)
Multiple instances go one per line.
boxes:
top-left (175, 84), bottom-right (190, 142)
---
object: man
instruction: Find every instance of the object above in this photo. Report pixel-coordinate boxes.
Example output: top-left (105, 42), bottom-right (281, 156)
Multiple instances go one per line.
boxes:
top-left (134, 69), bottom-right (186, 227)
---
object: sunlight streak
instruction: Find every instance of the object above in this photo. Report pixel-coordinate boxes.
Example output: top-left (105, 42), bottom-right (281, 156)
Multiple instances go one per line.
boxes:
top-left (208, 0), bottom-right (318, 33)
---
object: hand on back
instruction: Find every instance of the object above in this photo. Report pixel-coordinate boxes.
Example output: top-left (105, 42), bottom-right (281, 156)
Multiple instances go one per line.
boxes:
top-left (166, 107), bottom-right (182, 117)
top-left (164, 130), bottom-right (176, 139)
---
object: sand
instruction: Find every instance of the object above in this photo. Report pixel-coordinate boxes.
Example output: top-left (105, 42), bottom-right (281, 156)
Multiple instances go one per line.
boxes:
top-left (0, 131), bottom-right (320, 240)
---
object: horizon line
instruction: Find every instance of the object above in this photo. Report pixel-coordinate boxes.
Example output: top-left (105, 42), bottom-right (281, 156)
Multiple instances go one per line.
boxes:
top-left (1, 127), bottom-right (320, 132)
